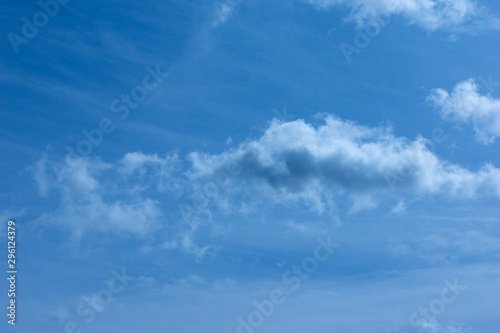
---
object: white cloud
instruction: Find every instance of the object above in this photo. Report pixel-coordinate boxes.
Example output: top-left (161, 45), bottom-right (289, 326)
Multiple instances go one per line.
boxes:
top-left (162, 234), bottom-right (211, 262)
top-left (212, 0), bottom-right (242, 27)
top-left (38, 195), bottom-right (161, 237)
top-left (428, 79), bottom-right (500, 144)
top-left (118, 152), bottom-right (182, 193)
top-left (32, 116), bottom-right (500, 241)
top-left (390, 199), bottom-right (407, 214)
top-left (307, 0), bottom-right (494, 31)
top-left (32, 153), bottom-right (179, 237)
top-left (349, 194), bottom-right (378, 213)
top-left (188, 115), bottom-right (500, 211)
top-left (32, 151), bottom-right (223, 259)
top-left (405, 318), bottom-right (480, 333)
top-left (286, 220), bottom-right (328, 236)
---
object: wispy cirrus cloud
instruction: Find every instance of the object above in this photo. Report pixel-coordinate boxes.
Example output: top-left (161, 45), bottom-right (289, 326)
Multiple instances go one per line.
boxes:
top-left (428, 79), bottom-right (500, 144)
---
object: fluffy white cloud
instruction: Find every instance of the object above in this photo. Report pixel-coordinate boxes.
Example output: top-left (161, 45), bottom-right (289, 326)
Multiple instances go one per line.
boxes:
top-left (428, 79), bottom-right (500, 144)
top-left (33, 116), bottom-right (500, 237)
top-left (188, 116), bottom-right (500, 207)
top-left (33, 153), bottom-right (180, 236)
top-left (307, 0), bottom-right (491, 30)
top-left (37, 194), bottom-right (161, 237)
top-left (33, 151), bottom-right (224, 260)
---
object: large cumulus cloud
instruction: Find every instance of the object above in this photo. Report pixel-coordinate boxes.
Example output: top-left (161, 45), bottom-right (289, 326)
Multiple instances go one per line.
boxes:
top-left (188, 116), bottom-right (500, 200)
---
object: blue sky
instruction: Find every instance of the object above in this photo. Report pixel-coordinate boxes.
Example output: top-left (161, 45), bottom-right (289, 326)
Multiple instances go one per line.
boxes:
top-left (1, 0), bottom-right (500, 332)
